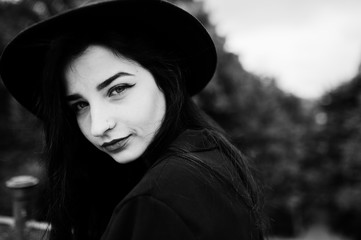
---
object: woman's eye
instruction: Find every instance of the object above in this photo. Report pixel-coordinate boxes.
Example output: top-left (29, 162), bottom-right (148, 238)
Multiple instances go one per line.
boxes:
top-left (108, 83), bottom-right (135, 97)
top-left (71, 101), bottom-right (88, 113)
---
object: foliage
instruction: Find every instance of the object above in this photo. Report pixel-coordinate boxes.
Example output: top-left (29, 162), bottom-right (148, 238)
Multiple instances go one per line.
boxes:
top-left (184, 1), bottom-right (316, 236)
top-left (299, 70), bottom-right (361, 240)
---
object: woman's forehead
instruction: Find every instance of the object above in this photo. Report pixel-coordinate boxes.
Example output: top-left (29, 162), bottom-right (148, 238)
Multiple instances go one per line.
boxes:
top-left (64, 45), bottom-right (142, 91)
top-left (67, 44), bottom-right (138, 69)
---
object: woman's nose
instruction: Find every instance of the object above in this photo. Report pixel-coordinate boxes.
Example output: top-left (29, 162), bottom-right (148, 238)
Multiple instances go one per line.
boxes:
top-left (90, 105), bottom-right (115, 137)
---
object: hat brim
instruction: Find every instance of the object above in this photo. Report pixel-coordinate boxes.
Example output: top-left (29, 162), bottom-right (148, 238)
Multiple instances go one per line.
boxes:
top-left (0, 0), bottom-right (217, 118)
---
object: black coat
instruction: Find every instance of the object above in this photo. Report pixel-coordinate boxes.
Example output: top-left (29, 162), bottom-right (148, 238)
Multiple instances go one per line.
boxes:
top-left (101, 129), bottom-right (263, 240)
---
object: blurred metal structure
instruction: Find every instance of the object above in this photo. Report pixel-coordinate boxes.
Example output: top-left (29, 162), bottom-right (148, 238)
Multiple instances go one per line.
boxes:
top-left (6, 175), bottom-right (39, 240)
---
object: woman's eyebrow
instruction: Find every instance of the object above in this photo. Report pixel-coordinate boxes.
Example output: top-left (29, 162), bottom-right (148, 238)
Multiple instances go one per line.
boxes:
top-left (66, 93), bottom-right (82, 102)
top-left (66, 72), bottom-right (133, 102)
top-left (96, 72), bottom-right (133, 91)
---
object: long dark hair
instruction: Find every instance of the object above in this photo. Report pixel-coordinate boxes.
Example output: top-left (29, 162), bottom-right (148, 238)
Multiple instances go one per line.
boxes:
top-left (41, 28), bottom-right (266, 240)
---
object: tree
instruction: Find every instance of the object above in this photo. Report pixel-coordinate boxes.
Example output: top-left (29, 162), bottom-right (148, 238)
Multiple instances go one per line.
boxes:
top-left (179, 1), bottom-right (316, 236)
top-left (301, 68), bottom-right (361, 239)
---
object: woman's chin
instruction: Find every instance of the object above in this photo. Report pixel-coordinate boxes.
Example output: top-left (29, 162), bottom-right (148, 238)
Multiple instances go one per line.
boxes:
top-left (107, 149), bottom-right (141, 164)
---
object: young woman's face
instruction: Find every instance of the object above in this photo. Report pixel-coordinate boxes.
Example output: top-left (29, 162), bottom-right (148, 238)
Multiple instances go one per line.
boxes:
top-left (65, 45), bottom-right (166, 164)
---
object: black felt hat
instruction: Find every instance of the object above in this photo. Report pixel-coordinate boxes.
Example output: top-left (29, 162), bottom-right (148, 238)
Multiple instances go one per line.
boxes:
top-left (0, 0), bottom-right (217, 118)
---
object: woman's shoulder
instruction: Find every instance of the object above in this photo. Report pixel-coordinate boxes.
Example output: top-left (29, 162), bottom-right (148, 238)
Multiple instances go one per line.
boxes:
top-left (120, 151), bottom-right (228, 207)
top-left (101, 129), bottom-right (263, 239)
top-left (124, 129), bottom-right (241, 204)
top-left (121, 129), bottom-right (244, 204)
top-left (107, 153), bottom-right (257, 240)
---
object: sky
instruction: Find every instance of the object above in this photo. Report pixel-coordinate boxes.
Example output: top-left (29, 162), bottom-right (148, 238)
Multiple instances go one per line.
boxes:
top-left (200, 0), bottom-right (361, 99)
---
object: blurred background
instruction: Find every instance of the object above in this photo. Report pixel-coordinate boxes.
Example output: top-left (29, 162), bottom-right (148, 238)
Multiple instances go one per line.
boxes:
top-left (1, 0), bottom-right (361, 239)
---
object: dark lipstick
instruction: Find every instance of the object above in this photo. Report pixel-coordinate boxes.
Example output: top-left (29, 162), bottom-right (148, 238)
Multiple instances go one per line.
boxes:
top-left (101, 135), bottom-right (131, 153)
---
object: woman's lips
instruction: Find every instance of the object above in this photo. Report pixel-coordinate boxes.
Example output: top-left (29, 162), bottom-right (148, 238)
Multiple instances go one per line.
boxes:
top-left (101, 135), bottom-right (131, 153)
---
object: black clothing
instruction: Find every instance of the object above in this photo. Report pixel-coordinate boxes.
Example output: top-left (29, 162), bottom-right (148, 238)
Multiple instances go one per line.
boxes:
top-left (101, 130), bottom-right (262, 240)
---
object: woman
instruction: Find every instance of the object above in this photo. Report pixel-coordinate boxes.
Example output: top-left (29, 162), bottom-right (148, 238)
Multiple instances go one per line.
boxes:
top-left (0, 0), bottom-right (266, 239)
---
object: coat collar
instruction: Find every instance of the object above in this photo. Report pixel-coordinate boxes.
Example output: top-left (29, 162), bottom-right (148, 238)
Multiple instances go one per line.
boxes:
top-left (147, 129), bottom-right (218, 169)
top-left (169, 129), bottom-right (218, 153)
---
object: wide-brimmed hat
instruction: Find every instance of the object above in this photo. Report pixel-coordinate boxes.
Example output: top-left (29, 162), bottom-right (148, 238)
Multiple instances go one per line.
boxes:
top-left (0, 0), bottom-right (217, 118)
